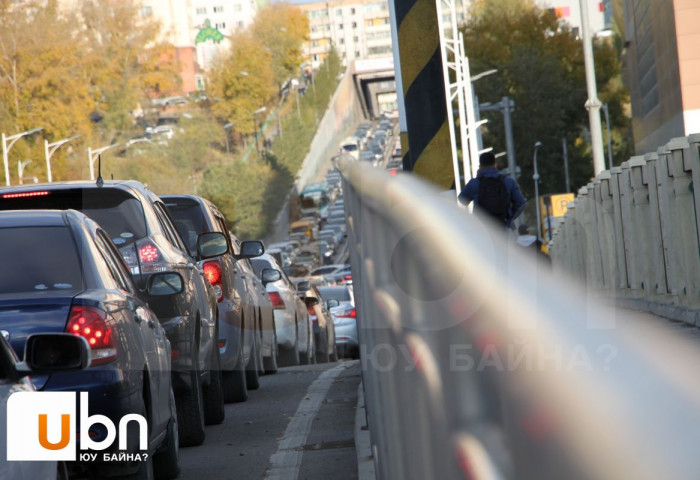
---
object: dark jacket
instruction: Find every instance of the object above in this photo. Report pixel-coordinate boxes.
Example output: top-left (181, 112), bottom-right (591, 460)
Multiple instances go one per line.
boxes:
top-left (458, 168), bottom-right (526, 227)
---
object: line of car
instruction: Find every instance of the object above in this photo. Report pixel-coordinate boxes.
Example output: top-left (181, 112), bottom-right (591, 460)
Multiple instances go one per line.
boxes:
top-left (0, 178), bottom-right (341, 479)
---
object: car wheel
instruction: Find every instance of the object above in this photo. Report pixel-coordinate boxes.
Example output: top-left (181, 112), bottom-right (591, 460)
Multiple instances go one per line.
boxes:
top-left (278, 323), bottom-right (300, 367)
top-left (245, 333), bottom-right (260, 390)
top-left (263, 327), bottom-right (278, 374)
top-left (176, 345), bottom-right (206, 447)
top-left (153, 388), bottom-right (180, 480)
top-left (203, 339), bottom-right (225, 425)
top-left (222, 339), bottom-right (248, 403)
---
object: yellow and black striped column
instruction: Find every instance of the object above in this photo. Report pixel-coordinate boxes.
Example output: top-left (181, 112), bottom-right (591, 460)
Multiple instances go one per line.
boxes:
top-left (393, 0), bottom-right (453, 189)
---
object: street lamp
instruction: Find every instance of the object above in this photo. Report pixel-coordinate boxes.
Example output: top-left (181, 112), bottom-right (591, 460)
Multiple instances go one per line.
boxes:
top-left (533, 141), bottom-right (543, 243)
top-left (17, 160), bottom-right (32, 185)
top-left (2, 127), bottom-right (43, 186)
top-left (45, 134), bottom-right (80, 182)
top-left (88, 144), bottom-right (120, 180)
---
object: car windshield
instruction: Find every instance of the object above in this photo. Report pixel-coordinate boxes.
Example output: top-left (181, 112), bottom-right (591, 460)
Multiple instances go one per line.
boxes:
top-left (0, 226), bottom-right (84, 295)
top-left (0, 188), bottom-right (147, 246)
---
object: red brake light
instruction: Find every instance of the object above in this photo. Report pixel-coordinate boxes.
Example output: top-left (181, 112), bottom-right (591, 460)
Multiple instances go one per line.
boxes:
top-left (66, 305), bottom-right (116, 366)
top-left (139, 243), bottom-right (160, 263)
top-left (336, 308), bottom-right (356, 318)
top-left (390, 169), bottom-right (397, 176)
top-left (202, 261), bottom-right (222, 284)
top-left (2, 191), bottom-right (50, 199)
top-left (268, 291), bottom-right (285, 309)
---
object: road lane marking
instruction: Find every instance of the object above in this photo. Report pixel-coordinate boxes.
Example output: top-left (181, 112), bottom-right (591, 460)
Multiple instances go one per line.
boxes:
top-left (265, 361), bottom-right (357, 480)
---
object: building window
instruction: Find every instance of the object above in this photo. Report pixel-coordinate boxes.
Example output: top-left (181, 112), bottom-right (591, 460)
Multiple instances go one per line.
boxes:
top-left (237, 21), bottom-right (244, 28)
top-left (351, 7), bottom-right (356, 14)
top-left (213, 6), bottom-right (224, 13)
top-left (336, 8), bottom-right (342, 16)
top-left (339, 38), bottom-right (344, 44)
top-left (352, 21), bottom-right (357, 28)
top-left (215, 22), bottom-right (226, 29)
top-left (140, 6), bottom-right (153, 17)
top-left (338, 23), bottom-right (344, 29)
top-left (233, 4), bottom-right (242, 12)
top-left (196, 7), bottom-right (206, 15)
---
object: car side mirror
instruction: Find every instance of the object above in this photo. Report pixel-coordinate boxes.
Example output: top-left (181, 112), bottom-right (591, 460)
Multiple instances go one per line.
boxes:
top-left (17, 334), bottom-right (91, 373)
top-left (261, 268), bottom-right (281, 285)
top-left (326, 299), bottom-right (340, 309)
top-left (197, 232), bottom-right (229, 259)
top-left (296, 281), bottom-right (311, 293)
top-left (239, 240), bottom-right (265, 259)
top-left (147, 272), bottom-right (184, 296)
top-left (304, 297), bottom-right (319, 307)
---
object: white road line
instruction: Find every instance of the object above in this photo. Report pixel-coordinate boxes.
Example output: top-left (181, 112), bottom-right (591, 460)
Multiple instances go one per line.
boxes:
top-left (265, 361), bottom-right (357, 480)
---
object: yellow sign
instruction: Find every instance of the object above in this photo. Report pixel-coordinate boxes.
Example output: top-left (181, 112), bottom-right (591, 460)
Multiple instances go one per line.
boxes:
top-left (549, 193), bottom-right (574, 217)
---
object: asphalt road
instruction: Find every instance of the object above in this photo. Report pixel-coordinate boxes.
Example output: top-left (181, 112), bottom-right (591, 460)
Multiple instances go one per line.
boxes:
top-left (178, 360), bottom-right (361, 480)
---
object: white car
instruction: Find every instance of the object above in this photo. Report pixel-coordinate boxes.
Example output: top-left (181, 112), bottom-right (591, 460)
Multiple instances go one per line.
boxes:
top-left (251, 254), bottom-right (314, 366)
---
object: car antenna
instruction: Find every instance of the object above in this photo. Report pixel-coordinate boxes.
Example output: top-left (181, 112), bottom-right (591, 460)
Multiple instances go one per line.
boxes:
top-left (96, 155), bottom-right (104, 187)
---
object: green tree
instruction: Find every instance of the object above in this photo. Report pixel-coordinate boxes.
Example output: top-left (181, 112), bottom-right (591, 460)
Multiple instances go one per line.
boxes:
top-left (463, 0), bottom-right (631, 197)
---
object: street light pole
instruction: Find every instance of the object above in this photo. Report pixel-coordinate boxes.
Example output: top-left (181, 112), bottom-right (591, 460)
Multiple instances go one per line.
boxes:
top-left (579, 0), bottom-right (606, 175)
top-left (18, 160), bottom-right (32, 185)
top-left (602, 103), bottom-right (613, 170)
top-left (88, 144), bottom-right (120, 180)
top-left (533, 141), bottom-right (543, 243)
top-left (2, 127), bottom-right (43, 186)
top-left (44, 134), bottom-right (80, 182)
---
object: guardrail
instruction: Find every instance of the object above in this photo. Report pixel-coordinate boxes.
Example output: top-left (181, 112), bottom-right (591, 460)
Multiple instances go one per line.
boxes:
top-left (338, 155), bottom-right (700, 480)
top-left (549, 134), bottom-right (700, 324)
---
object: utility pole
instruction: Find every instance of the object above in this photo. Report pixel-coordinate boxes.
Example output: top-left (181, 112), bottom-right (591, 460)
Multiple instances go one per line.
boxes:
top-left (562, 137), bottom-right (571, 194)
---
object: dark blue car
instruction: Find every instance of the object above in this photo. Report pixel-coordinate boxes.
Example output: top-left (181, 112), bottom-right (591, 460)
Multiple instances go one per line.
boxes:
top-left (0, 210), bottom-right (179, 479)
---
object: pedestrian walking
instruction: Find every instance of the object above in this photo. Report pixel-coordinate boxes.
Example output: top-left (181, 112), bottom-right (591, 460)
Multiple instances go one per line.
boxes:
top-left (458, 151), bottom-right (526, 229)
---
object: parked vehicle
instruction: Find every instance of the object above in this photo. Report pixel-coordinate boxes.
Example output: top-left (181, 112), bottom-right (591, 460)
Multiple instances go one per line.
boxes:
top-left (0, 210), bottom-right (179, 478)
top-left (0, 181), bottom-right (223, 447)
top-left (251, 254), bottom-right (314, 366)
top-left (162, 194), bottom-right (265, 402)
top-left (318, 285), bottom-right (355, 307)
top-left (299, 283), bottom-right (337, 363)
top-left (0, 332), bottom-right (91, 480)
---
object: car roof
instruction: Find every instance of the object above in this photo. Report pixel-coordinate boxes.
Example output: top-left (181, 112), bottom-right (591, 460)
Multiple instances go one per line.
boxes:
top-left (0, 180), bottom-right (154, 202)
top-left (0, 209), bottom-right (75, 228)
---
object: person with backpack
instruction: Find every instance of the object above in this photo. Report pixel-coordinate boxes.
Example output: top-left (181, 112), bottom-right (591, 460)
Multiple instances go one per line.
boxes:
top-left (458, 151), bottom-right (526, 228)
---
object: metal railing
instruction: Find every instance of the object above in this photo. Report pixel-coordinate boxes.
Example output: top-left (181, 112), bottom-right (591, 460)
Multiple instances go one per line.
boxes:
top-left (549, 134), bottom-right (700, 323)
top-left (338, 155), bottom-right (700, 480)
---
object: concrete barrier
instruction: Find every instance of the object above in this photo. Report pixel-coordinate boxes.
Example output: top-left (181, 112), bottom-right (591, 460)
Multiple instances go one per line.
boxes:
top-left (551, 135), bottom-right (700, 324)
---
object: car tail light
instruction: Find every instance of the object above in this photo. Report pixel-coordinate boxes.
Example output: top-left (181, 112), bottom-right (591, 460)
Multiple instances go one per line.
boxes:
top-left (202, 261), bottom-right (224, 302)
top-left (138, 240), bottom-right (167, 273)
top-left (308, 305), bottom-right (318, 322)
top-left (139, 242), bottom-right (160, 263)
top-left (268, 292), bottom-right (285, 309)
top-left (66, 305), bottom-right (116, 366)
top-left (336, 308), bottom-right (356, 318)
top-left (390, 169), bottom-right (397, 176)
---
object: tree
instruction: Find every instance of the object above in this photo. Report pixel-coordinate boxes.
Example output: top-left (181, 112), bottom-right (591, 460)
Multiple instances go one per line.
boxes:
top-left (462, 0), bottom-right (630, 197)
top-left (250, 3), bottom-right (309, 89)
top-left (209, 31), bottom-right (277, 136)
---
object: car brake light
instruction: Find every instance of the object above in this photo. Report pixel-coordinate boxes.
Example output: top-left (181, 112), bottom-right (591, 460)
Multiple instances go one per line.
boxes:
top-left (202, 261), bottom-right (224, 302)
top-left (2, 191), bottom-right (50, 199)
top-left (336, 308), bottom-right (356, 318)
top-left (268, 291), bottom-right (285, 309)
top-left (307, 305), bottom-right (318, 322)
top-left (139, 243), bottom-right (160, 263)
top-left (390, 169), bottom-right (397, 176)
top-left (66, 305), bottom-right (117, 366)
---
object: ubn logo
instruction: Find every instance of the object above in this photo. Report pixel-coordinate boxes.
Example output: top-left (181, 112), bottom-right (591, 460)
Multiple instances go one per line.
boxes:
top-left (7, 391), bottom-right (147, 461)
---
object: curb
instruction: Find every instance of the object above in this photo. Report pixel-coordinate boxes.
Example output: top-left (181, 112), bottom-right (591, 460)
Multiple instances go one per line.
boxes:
top-left (355, 381), bottom-right (376, 479)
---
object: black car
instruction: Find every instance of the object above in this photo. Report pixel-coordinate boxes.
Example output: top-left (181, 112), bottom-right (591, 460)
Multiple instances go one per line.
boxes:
top-left (0, 210), bottom-right (179, 478)
top-left (0, 181), bottom-right (224, 447)
top-left (162, 195), bottom-right (265, 403)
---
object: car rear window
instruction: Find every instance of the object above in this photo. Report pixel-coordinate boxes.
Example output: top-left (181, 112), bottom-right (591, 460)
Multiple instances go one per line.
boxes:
top-left (0, 188), bottom-right (147, 246)
top-left (164, 203), bottom-right (206, 254)
top-left (0, 226), bottom-right (84, 294)
top-left (318, 287), bottom-right (351, 301)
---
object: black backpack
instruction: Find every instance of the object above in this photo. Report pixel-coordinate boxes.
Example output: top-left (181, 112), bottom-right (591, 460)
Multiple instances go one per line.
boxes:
top-left (477, 176), bottom-right (509, 224)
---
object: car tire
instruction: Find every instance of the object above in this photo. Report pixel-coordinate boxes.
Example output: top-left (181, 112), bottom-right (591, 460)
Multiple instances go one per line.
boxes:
top-left (222, 340), bottom-right (248, 403)
top-left (277, 323), bottom-right (300, 367)
top-left (203, 341), bottom-right (225, 425)
top-left (154, 388), bottom-right (180, 480)
top-left (245, 334), bottom-right (260, 390)
top-left (176, 358), bottom-right (206, 447)
top-left (263, 328), bottom-right (278, 374)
